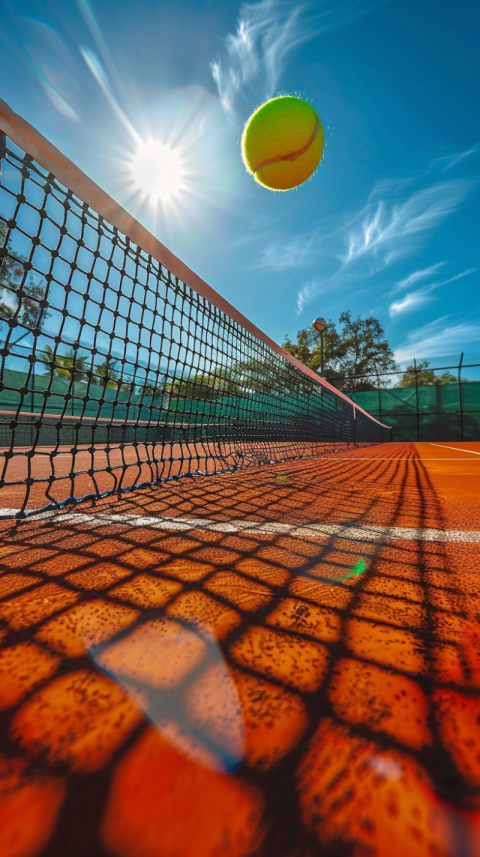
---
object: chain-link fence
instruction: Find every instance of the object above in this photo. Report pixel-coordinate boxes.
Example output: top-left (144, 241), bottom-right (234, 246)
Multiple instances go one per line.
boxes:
top-left (339, 353), bottom-right (480, 442)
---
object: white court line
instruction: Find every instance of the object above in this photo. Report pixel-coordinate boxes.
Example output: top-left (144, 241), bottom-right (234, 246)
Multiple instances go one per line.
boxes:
top-left (428, 443), bottom-right (480, 456)
top-left (1, 510), bottom-right (479, 544)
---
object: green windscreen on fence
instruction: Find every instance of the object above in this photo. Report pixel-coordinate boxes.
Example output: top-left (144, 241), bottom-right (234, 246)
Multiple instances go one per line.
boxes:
top-left (348, 369), bottom-right (480, 442)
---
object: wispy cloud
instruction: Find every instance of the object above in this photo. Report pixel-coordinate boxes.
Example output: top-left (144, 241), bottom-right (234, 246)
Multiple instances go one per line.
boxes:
top-left (394, 317), bottom-right (480, 363)
top-left (296, 279), bottom-right (320, 314)
top-left (430, 142), bottom-right (480, 173)
top-left (390, 268), bottom-right (477, 318)
top-left (258, 174), bottom-right (474, 315)
top-left (247, 143), bottom-right (476, 317)
top-left (433, 269), bottom-right (478, 290)
top-left (257, 233), bottom-right (317, 270)
top-left (393, 263), bottom-right (445, 294)
top-left (211, 0), bottom-right (381, 120)
top-left (389, 268), bottom-right (477, 317)
top-left (211, 0), bottom-right (306, 119)
top-left (389, 287), bottom-right (435, 317)
top-left (343, 179), bottom-right (473, 270)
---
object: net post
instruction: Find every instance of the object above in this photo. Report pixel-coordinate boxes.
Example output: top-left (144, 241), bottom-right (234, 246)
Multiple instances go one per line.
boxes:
top-left (459, 352), bottom-right (464, 441)
top-left (414, 358), bottom-right (420, 441)
top-left (377, 368), bottom-right (382, 423)
top-left (351, 405), bottom-right (357, 447)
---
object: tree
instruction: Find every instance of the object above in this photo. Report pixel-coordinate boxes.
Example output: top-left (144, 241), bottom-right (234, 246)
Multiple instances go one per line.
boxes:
top-left (282, 312), bottom-right (397, 391)
top-left (168, 366), bottom-right (240, 400)
top-left (0, 221), bottom-right (50, 343)
top-left (336, 311), bottom-right (397, 391)
top-left (95, 357), bottom-right (121, 388)
top-left (282, 319), bottom-right (345, 376)
top-left (396, 361), bottom-right (457, 387)
top-left (39, 345), bottom-right (90, 382)
top-left (236, 355), bottom-right (314, 398)
top-left (140, 380), bottom-right (168, 399)
top-left (94, 357), bottom-right (133, 391)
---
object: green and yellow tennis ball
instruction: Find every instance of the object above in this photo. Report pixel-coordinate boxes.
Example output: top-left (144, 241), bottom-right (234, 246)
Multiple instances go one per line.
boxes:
top-left (241, 96), bottom-right (324, 191)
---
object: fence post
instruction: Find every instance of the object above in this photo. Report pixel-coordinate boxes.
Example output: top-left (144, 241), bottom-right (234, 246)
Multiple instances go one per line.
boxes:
top-left (376, 365), bottom-right (382, 423)
top-left (459, 352), bottom-right (464, 441)
top-left (0, 132), bottom-right (6, 177)
top-left (414, 359), bottom-right (420, 441)
top-left (31, 360), bottom-right (36, 447)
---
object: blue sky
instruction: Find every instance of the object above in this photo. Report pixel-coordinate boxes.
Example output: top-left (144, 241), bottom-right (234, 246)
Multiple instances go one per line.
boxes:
top-left (1, 0), bottom-right (479, 365)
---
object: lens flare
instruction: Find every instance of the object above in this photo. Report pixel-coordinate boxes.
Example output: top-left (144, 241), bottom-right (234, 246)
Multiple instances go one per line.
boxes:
top-left (88, 620), bottom-right (244, 772)
top-left (324, 558), bottom-right (367, 584)
top-left (130, 140), bottom-right (186, 203)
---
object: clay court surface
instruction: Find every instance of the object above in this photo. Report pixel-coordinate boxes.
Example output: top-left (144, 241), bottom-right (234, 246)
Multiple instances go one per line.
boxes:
top-left (1, 441), bottom-right (480, 857)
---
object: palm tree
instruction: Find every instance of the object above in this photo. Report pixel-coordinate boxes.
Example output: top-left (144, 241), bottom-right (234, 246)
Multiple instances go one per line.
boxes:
top-left (94, 356), bottom-right (120, 388)
top-left (39, 345), bottom-right (90, 382)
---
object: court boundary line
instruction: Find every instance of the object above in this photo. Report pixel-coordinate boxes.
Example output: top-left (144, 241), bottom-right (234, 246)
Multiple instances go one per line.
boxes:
top-left (1, 510), bottom-right (478, 543)
top-left (428, 443), bottom-right (480, 456)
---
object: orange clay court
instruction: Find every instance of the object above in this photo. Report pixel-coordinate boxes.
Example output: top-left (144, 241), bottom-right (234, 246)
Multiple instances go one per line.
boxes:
top-left (0, 440), bottom-right (479, 857)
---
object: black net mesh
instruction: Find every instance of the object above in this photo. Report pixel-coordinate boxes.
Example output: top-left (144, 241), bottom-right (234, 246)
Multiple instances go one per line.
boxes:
top-left (0, 133), bottom-right (390, 518)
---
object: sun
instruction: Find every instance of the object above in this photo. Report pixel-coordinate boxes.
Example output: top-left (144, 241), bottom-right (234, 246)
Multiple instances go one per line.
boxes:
top-left (130, 139), bottom-right (186, 204)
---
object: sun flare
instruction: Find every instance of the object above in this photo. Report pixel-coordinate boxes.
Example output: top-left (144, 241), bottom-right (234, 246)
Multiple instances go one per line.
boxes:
top-left (130, 139), bottom-right (185, 203)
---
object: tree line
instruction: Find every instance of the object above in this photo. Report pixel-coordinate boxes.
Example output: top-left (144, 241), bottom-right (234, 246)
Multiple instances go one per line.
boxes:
top-left (282, 315), bottom-right (459, 391)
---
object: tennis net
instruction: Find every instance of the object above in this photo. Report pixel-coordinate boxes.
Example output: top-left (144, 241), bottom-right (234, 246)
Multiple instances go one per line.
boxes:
top-left (0, 100), bottom-right (391, 518)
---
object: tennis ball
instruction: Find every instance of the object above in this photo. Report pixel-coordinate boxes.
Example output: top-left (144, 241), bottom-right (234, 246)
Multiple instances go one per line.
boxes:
top-left (241, 96), bottom-right (324, 191)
